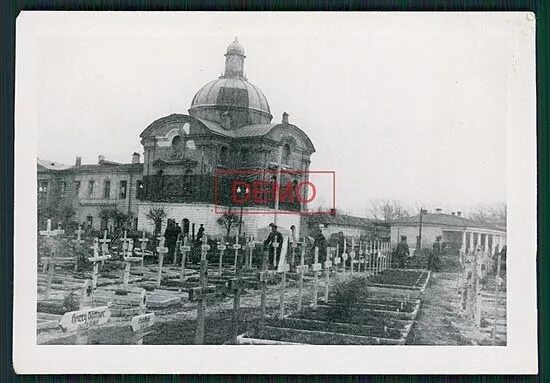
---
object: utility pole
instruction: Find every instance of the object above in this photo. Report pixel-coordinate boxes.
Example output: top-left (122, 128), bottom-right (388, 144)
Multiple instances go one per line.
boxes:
top-left (418, 208), bottom-right (426, 250)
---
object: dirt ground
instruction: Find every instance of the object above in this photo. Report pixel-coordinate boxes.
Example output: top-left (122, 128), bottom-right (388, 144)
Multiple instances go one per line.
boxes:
top-left (408, 272), bottom-right (504, 345)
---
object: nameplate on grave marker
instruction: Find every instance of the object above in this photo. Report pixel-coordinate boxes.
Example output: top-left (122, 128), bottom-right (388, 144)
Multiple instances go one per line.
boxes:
top-left (324, 261), bottom-right (332, 269)
top-left (131, 312), bottom-right (156, 332)
top-left (217, 244), bottom-right (227, 251)
top-left (342, 254), bottom-right (349, 261)
top-left (279, 263), bottom-right (290, 272)
top-left (181, 245), bottom-right (192, 252)
top-left (312, 263), bottom-right (322, 272)
top-left (334, 257), bottom-right (341, 264)
top-left (201, 244), bottom-right (211, 251)
top-left (296, 265), bottom-right (309, 273)
top-left (232, 244), bottom-right (241, 250)
top-left (59, 306), bottom-right (111, 333)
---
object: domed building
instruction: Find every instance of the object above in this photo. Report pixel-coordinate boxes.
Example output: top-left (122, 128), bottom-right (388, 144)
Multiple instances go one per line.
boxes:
top-left (136, 38), bottom-right (316, 239)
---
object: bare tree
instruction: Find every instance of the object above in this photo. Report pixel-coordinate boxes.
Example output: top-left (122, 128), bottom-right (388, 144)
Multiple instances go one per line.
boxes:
top-left (369, 200), bottom-right (411, 222)
top-left (467, 202), bottom-right (506, 227)
top-left (145, 206), bottom-right (167, 237)
top-left (216, 210), bottom-right (240, 242)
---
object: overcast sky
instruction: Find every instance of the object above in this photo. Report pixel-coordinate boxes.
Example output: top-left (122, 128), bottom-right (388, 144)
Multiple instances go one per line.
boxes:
top-left (33, 12), bottom-right (515, 216)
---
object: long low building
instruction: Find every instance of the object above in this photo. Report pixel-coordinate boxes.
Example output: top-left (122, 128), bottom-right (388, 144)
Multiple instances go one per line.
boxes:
top-left (390, 211), bottom-right (506, 254)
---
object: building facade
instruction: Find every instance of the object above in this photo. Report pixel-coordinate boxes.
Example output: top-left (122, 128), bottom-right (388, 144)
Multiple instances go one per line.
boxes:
top-left (390, 211), bottom-right (507, 255)
top-left (37, 38), bottom-right (316, 239)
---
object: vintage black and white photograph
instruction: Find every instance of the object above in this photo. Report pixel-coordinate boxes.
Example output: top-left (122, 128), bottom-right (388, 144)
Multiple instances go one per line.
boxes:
top-left (13, 12), bottom-right (537, 374)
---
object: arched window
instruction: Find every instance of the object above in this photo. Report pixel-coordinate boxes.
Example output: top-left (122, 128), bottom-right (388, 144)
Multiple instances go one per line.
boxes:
top-left (283, 143), bottom-right (291, 163)
top-left (172, 135), bottom-right (182, 147)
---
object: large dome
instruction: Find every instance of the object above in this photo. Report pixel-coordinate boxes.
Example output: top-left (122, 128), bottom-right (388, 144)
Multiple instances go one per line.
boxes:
top-left (188, 38), bottom-right (273, 128)
top-left (190, 78), bottom-right (271, 116)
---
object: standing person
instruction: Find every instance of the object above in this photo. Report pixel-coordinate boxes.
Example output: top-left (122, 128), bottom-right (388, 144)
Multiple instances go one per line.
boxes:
top-left (263, 223), bottom-right (283, 269)
top-left (313, 228), bottom-right (327, 260)
top-left (429, 236), bottom-right (442, 271)
top-left (395, 236), bottom-right (410, 268)
top-left (196, 224), bottom-right (205, 244)
top-left (164, 220), bottom-right (177, 263)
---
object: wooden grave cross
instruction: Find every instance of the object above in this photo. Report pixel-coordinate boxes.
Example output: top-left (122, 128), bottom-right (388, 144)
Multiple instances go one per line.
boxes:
top-left (156, 237), bottom-right (169, 287)
top-left (271, 236), bottom-right (280, 269)
top-left (230, 252), bottom-right (244, 343)
top-left (194, 235), bottom-right (210, 344)
top-left (88, 238), bottom-right (111, 290)
top-left (122, 239), bottom-right (142, 285)
top-left (278, 259), bottom-right (290, 319)
top-left (180, 236), bottom-right (191, 283)
top-left (311, 247), bottom-right (322, 309)
top-left (324, 255), bottom-right (333, 302)
top-left (246, 236), bottom-right (255, 269)
top-left (349, 238), bottom-right (356, 274)
top-left (334, 244), bottom-right (342, 272)
top-left (296, 242), bottom-right (309, 311)
top-left (137, 232), bottom-right (149, 266)
top-left (232, 235), bottom-right (241, 271)
top-left (99, 230), bottom-right (111, 256)
top-left (217, 240), bottom-right (227, 276)
top-left (71, 225), bottom-right (85, 272)
top-left (39, 218), bottom-right (62, 273)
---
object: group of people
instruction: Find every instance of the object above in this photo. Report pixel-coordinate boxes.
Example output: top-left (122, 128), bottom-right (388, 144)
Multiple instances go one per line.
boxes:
top-left (162, 220), bottom-right (205, 263)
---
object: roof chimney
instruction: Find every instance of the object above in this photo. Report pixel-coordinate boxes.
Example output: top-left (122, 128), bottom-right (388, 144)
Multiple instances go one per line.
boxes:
top-left (457, 211), bottom-right (462, 217)
top-left (282, 112), bottom-right (289, 124)
top-left (451, 211), bottom-right (456, 216)
top-left (132, 152), bottom-right (140, 164)
top-left (98, 154), bottom-right (105, 164)
top-left (435, 208), bottom-right (442, 213)
top-left (75, 156), bottom-right (81, 167)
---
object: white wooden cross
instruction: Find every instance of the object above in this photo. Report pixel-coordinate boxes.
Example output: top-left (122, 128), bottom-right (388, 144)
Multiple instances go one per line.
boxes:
top-left (39, 219), bottom-right (62, 274)
top-left (278, 259), bottom-right (290, 319)
top-left (88, 238), bottom-right (111, 290)
top-left (55, 222), bottom-right (65, 235)
top-left (180, 236), bottom-right (191, 282)
top-left (195, 234), bottom-right (210, 344)
top-left (232, 235), bottom-right (241, 271)
top-left (311, 247), bottom-right (322, 309)
top-left (72, 225), bottom-right (84, 245)
top-left (99, 230), bottom-right (111, 256)
top-left (295, 243), bottom-right (308, 311)
top-left (323, 254), bottom-right (333, 302)
top-left (342, 237), bottom-right (349, 273)
top-left (136, 232), bottom-right (149, 266)
top-left (217, 239), bottom-right (227, 276)
top-left (334, 243), bottom-right (341, 271)
top-left (349, 238), bottom-right (356, 274)
top-left (246, 236), bottom-right (255, 269)
top-left (122, 239), bottom-right (142, 285)
top-left (156, 237), bottom-right (169, 287)
top-left (271, 236), bottom-right (280, 269)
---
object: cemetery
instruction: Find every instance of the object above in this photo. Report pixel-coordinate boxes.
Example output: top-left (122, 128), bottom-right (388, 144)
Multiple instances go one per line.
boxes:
top-left (36, 218), bottom-right (507, 346)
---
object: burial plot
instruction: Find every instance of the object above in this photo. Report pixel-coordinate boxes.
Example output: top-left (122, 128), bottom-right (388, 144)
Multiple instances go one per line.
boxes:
top-left (367, 269), bottom-right (431, 299)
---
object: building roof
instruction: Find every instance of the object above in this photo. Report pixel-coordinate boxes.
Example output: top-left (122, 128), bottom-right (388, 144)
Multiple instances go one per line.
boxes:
top-left (394, 213), bottom-right (505, 232)
top-left (189, 77), bottom-right (271, 117)
top-left (37, 159), bottom-right (143, 174)
top-left (37, 158), bottom-right (73, 171)
top-left (306, 214), bottom-right (374, 229)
